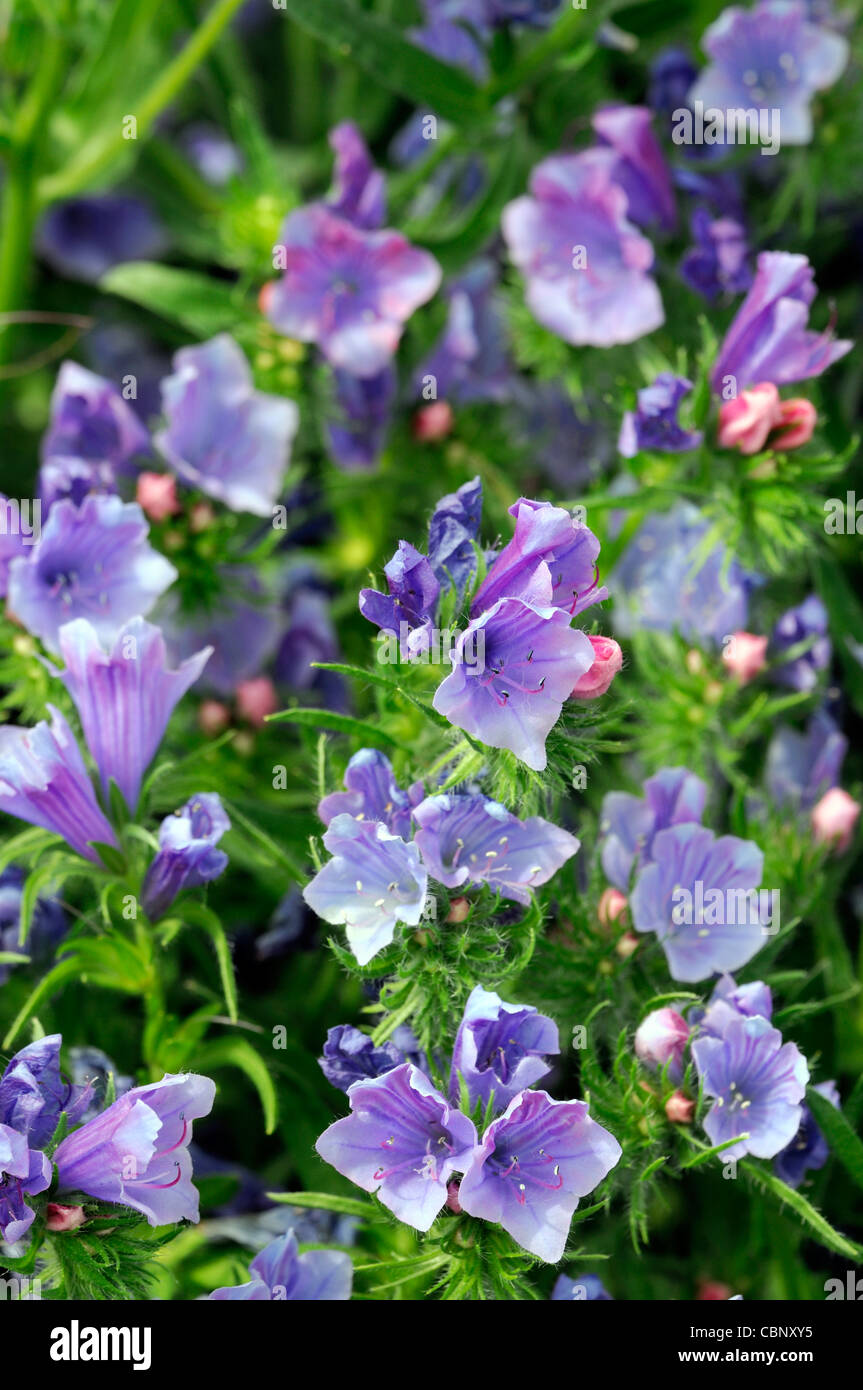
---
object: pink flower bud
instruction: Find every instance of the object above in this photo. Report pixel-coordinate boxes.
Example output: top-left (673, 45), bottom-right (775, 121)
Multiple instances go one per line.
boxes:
top-left (717, 382), bottom-right (782, 455)
top-left (45, 1203), bottom-right (86, 1232)
top-left (446, 896), bottom-right (471, 924)
top-left (698, 1281), bottom-right (733, 1301)
top-left (771, 397), bottom-right (816, 450)
top-left (412, 401), bottom-right (454, 442)
top-left (136, 471), bottom-right (180, 522)
top-left (571, 635), bottom-right (623, 700)
top-left (199, 700), bottom-right (230, 736)
top-left (635, 1008), bottom-right (689, 1080)
top-left (721, 631), bottom-right (768, 684)
top-left (598, 887), bottom-right (628, 929)
top-left (236, 677), bottom-right (279, 728)
top-left (615, 930), bottom-right (639, 960)
top-left (664, 1090), bottom-right (695, 1124)
top-left (812, 787), bottom-right (860, 854)
top-left (446, 1180), bottom-right (462, 1214)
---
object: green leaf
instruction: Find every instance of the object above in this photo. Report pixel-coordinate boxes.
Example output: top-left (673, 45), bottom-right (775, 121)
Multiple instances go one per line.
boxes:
top-left (277, 0), bottom-right (487, 125)
top-left (265, 706), bottom-right (404, 749)
top-left (266, 1190), bottom-right (377, 1219)
top-left (740, 1160), bottom-right (863, 1262)
top-left (100, 261), bottom-right (251, 337)
top-left (806, 1086), bottom-right (863, 1193)
top-left (2, 957), bottom-right (84, 1049)
top-left (198, 1037), bottom-right (278, 1134)
top-left (180, 902), bottom-right (238, 1022)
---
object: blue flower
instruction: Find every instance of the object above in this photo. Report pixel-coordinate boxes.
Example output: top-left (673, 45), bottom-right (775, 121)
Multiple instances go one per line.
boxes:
top-left (325, 122), bottom-right (386, 231)
top-left (0, 1035), bottom-right (91, 1149)
top-left (427, 475), bottom-right (484, 599)
top-left (692, 1015), bottom-right (809, 1160)
top-left (551, 1272), bottom-right (614, 1300)
top-left (694, 974), bottom-right (773, 1038)
top-left (600, 766), bottom-right (707, 893)
top-left (773, 1079), bottom-right (839, 1187)
top-left (141, 794), bottom-right (230, 921)
top-left (36, 194), bottom-right (165, 283)
top-left (0, 1127), bottom-right (51, 1244)
top-left (592, 105), bottom-right (676, 233)
top-left (324, 366), bottom-right (395, 472)
top-left (359, 540), bottom-right (441, 647)
top-left (317, 749), bottom-right (423, 840)
top-left (318, 1025), bottom-right (407, 1093)
top-left (680, 209), bottom-right (752, 302)
top-left (209, 1228), bottom-right (353, 1300)
top-left (450, 985), bottom-right (559, 1112)
top-left (618, 373), bottom-right (703, 457)
top-left (41, 361), bottom-right (150, 475)
top-left (764, 710), bottom-right (846, 812)
top-left (769, 594), bottom-right (831, 692)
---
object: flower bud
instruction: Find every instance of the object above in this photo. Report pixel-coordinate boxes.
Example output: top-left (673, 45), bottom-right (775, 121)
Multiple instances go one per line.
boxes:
top-left (717, 382), bottom-right (782, 455)
top-left (571, 636), bottom-right (623, 700)
top-left (772, 397), bottom-right (816, 450)
top-left (412, 401), bottom-right (454, 442)
top-left (136, 471), bottom-right (180, 522)
top-left (45, 1203), bottom-right (86, 1232)
top-left (664, 1090), bottom-right (695, 1124)
top-left (615, 930), bottom-right (639, 960)
top-left (812, 787), bottom-right (860, 854)
top-left (199, 700), bottom-right (231, 736)
top-left (722, 631), bottom-right (768, 684)
top-left (598, 887), bottom-right (628, 929)
top-left (446, 1180), bottom-right (462, 1214)
top-left (446, 896), bottom-right (471, 924)
top-left (236, 677), bottom-right (279, 728)
top-left (635, 1008), bottom-right (689, 1081)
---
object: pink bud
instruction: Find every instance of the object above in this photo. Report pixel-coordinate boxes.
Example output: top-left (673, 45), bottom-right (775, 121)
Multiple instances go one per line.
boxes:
top-left (446, 1180), bottom-right (462, 1214)
top-left (199, 700), bottom-right (231, 736)
top-left (571, 635), bottom-right (623, 700)
top-left (598, 887), bottom-right (628, 929)
top-left (615, 930), bottom-right (639, 960)
top-left (717, 382), bottom-right (782, 455)
top-left (412, 401), bottom-right (454, 442)
top-left (698, 1281), bottom-right (733, 1301)
top-left (45, 1203), bottom-right (86, 1232)
top-left (136, 471), bottom-right (180, 522)
top-left (236, 677), bottom-right (279, 728)
top-left (664, 1090), bottom-right (695, 1124)
top-left (446, 896), bottom-right (471, 924)
top-left (812, 787), bottom-right (860, 854)
top-left (722, 631), bottom-right (768, 684)
top-left (771, 397), bottom-right (816, 450)
top-left (635, 1008), bottom-right (690, 1079)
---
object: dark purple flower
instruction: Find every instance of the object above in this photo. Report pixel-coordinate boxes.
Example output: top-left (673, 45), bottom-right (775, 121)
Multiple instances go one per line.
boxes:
top-left (326, 122), bottom-right (386, 230)
top-left (303, 814), bottom-right (428, 965)
top-left (155, 335), bottom-right (299, 517)
top-left (209, 1228), bottom-right (353, 1299)
top-left (427, 475), bottom-right (483, 600)
top-left (54, 1071), bottom-right (216, 1225)
top-left (0, 707), bottom-right (118, 862)
top-left (457, 1089), bottom-right (622, 1261)
top-left (38, 456), bottom-right (117, 513)
top-left (692, 1015), bottom-right (809, 1160)
top-left (618, 373), bottom-right (703, 458)
top-left (592, 105), bottom-right (676, 233)
top-left (630, 823), bottom-right (773, 982)
top-left (0, 1035), bottom-right (90, 1149)
top-left (318, 748), bottom-right (423, 840)
top-left (318, 1025), bottom-right (406, 1093)
top-left (412, 793), bottom-right (579, 905)
top-left (141, 794), bottom-right (230, 921)
top-left (680, 209), bottom-right (753, 302)
top-left (648, 47), bottom-right (699, 117)
top-left (473, 499), bottom-right (607, 619)
top-left (0, 1128), bottom-right (51, 1243)
top-left (712, 252), bottom-right (852, 393)
top-left (0, 866), bottom-right (68, 984)
top-left (450, 984), bottom-right (559, 1112)
top-left (55, 617), bottom-right (210, 813)
top-left (265, 205), bottom-right (441, 377)
top-left (773, 1079), bottom-right (839, 1187)
top-left (42, 361), bottom-right (150, 474)
top-left (600, 766), bottom-right (707, 893)
top-left (769, 594), bottom-right (831, 691)
top-left (551, 1272), bottom-right (613, 1300)
top-left (433, 593), bottom-right (595, 771)
top-left (765, 710), bottom-right (846, 812)
top-left (36, 195), bottom-right (166, 284)
top-left (315, 1062), bottom-right (477, 1231)
top-left (7, 495), bottom-right (176, 655)
top-left (359, 541), bottom-right (440, 647)
top-left (690, 1), bottom-right (849, 147)
top-left (502, 150), bottom-right (664, 348)
top-left (417, 262), bottom-right (511, 405)
top-left (324, 365), bottom-right (395, 471)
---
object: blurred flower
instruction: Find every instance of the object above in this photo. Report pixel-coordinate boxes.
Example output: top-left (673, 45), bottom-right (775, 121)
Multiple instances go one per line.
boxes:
top-left (136, 472), bottom-right (181, 522)
top-left (163, 567), bottom-right (281, 697)
top-left (416, 261), bottom-right (512, 405)
top-left (717, 382), bottom-right (783, 453)
top-left (54, 1071), bottom-right (216, 1225)
top-left (326, 121), bottom-right (386, 230)
top-left (811, 787), bottom-right (859, 852)
top-left (45, 1202), bottom-right (86, 1232)
top-left (503, 150), bottom-right (664, 347)
top-left (36, 194), bottom-right (165, 283)
top-left (592, 104), bottom-right (676, 232)
top-left (277, 571), bottom-right (344, 709)
top-left (772, 397), bottom-right (817, 448)
top-left (618, 373), bottom-right (702, 457)
top-left (773, 1079), bottom-right (839, 1187)
top-left (680, 210), bottom-right (752, 302)
top-left (42, 361), bottom-right (151, 477)
top-left (413, 402), bottom-right (454, 441)
top-left (316, 1063), bottom-right (477, 1230)
top-left (599, 766), bottom-right (707, 893)
top-left (209, 1228), bottom-right (352, 1300)
top-left (598, 886), bottom-right (628, 927)
top-left (765, 710), bottom-right (846, 812)
top-left (156, 334), bottom-right (299, 517)
top-left (39, 457), bottom-right (116, 512)
top-left (324, 365), bottom-right (395, 471)
top-left (0, 866), bottom-right (68, 985)
top-left (235, 676), bottom-right (278, 727)
top-left (450, 984), bottom-right (559, 1112)
top-left (722, 631), bottom-right (768, 683)
top-left (692, 1015), bottom-right (808, 1160)
top-left (318, 749), bottom-right (423, 840)
top-left (648, 47), bottom-right (698, 117)
top-left (552, 1272), bottom-right (613, 1300)
top-left (634, 1007), bottom-right (690, 1081)
top-left (665, 1091), bottom-right (695, 1123)
top-left (690, 0), bottom-right (849, 146)
top-left (7, 495), bottom-right (176, 655)
top-left (409, 1), bottom-right (489, 78)
top-left (181, 123), bottom-right (243, 186)
top-left (770, 594), bottom-right (830, 691)
top-left (141, 794), bottom-right (230, 921)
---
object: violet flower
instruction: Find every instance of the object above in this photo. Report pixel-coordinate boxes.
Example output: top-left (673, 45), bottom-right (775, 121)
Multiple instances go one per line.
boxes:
top-left (0, 867), bottom-right (68, 985)
top-left (0, 1035), bottom-right (91, 1149)
top-left (36, 194), bottom-right (166, 284)
top-left (359, 541), bottom-right (441, 648)
top-left (680, 209), bottom-right (752, 302)
top-left (427, 475), bottom-right (483, 599)
top-left (769, 594), bottom-right (831, 691)
top-left (449, 985), bottom-right (559, 1112)
top-left (317, 749), bottom-right (423, 840)
top-left (551, 1272), bottom-right (613, 1300)
top-left (618, 374), bottom-right (703, 458)
top-left (324, 365), bottom-right (395, 471)
top-left (773, 1079), bottom-right (839, 1187)
top-left (695, 974), bottom-right (774, 1039)
top-left (209, 1228), bottom-right (353, 1300)
top-left (765, 710), bottom-right (846, 812)
top-left (326, 122), bottom-right (386, 230)
top-left (472, 499), bottom-right (607, 618)
top-left (318, 1025), bottom-right (407, 1093)
top-left (315, 1063), bottom-right (477, 1231)
top-left (141, 794), bottom-right (230, 921)
top-left (591, 105), bottom-right (676, 232)
top-left (599, 765), bottom-right (707, 893)
top-left (42, 361), bottom-right (150, 475)
top-left (417, 261), bottom-right (512, 406)
top-left (38, 457), bottom-right (117, 513)
top-left (691, 1015), bottom-right (809, 1160)
top-left (54, 1071), bottom-right (216, 1225)
top-left (0, 1128), bottom-right (51, 1244)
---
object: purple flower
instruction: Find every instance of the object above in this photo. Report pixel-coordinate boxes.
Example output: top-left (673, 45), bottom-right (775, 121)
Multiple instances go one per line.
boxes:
top-left (0, 707), bottom-right (118, 862)
top-left (326, 122), bottom-right (386, 230)
top-left (680, 209), bottom-right (752, 302)
top-left (55, 617), bottom-right (211, 814)
top-left (412, 793), bottom-right (579, 905)
top-left (765, 710), bottom-right (846, 812)
top-left (42, 361), bottom-right (150, 474)
top-left (591, 105), bottom-right (676, 232)
top-left (0, 1127), bottom-right (51, 1243)
top-left (690, 1), bottom-right (849, 147)
top-left (209, 1229), bottom-right (353, 1300)
top-left (712, 252), bottom-right (852, 392)
top-left (162, 567), bottom-right (280, 697)
top-left (38, 457), bottom-right (117, 513)
top-left (141, 794), bottom-right (230, 922)
top-left (692, 1015), bottom-right (809, 1160)
top-left (0, 1035), bottom-right (90, 1149)
top-left (359, 541), bottom-right (440, 646)
top-left (450, 985), bottom-right (559, 1112)
top-left (773, 1079), bottom-right (839, 1187)
top-left (486, 0), bottom-right (561, 23)
top-left (551, 1272), bottom-right (613, 1300)
top-left (155, 335), bottom-right (299, 517)
top-left (648, 47), bottom-right (699, 117)
top-left (630, 823), bottom-right (773, 982)
top-left (473, 499), bottom-right (607, 618)
top-left (7, 495), bottom-right (177, 655)
top-left (302, 814), bottom-right (428, 965)
top-left (611, 502), bottom-right (759, 645)
top-left (318, 1025), bottom-right (407, 1093)
top-left (324, 365), bottom-right (395, 472)
top-left (769, 594), bottom-right (831, 691)
top-left (428, 475), bottom-right (483, 599)
top-left (457, 1089), bottom-right (622, 1261)
top-left (502, 150), bottom-right (664, 348)
top-left (0, 867), bottom-right (68, 985)
top-left (265, 205), bottom-right (441, 377)
top-left (600, 766), bottom-right (707, 893)
top-left (318, 749), bottom-right (423, 840)
top-left (618, 373), bottom-right (703, 458)
top-left (409, 3), bottom-right (489, 78)
top-left (0, 497), bottom-right (30, 599)
top-left (181, 123), bottom-right (244, 186)
top-left (417, 262), bottom-right (512, 405)
top-left (36, 194), bottom-right (166, 284)
top-left (432, 594), bottom-right (595, 771)
top-left (695, 974), bottom-right (774, 1039)
top-left (315, 1063), bottom-right (477, 1231)
top-left (54, 1071), bottom-right (216, 1225)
